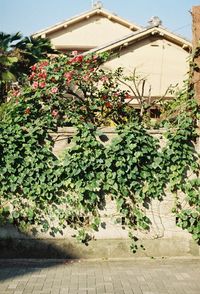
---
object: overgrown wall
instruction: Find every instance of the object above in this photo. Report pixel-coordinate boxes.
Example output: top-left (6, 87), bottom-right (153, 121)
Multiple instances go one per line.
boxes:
top-left (0, 127), bottom-right (199, 258)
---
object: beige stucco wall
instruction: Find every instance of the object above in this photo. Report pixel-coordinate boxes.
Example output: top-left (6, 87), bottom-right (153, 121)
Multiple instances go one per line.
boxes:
top-left (48, 15), bottom-right (133, 49)
top-left (103, 37), bottom-right (189, 97)
top-left (45, 17), bottom-right (189, 98)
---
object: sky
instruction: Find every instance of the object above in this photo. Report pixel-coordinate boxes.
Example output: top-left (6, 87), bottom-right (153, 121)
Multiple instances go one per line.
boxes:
top-left (0, 0), bottom-right (200, 40)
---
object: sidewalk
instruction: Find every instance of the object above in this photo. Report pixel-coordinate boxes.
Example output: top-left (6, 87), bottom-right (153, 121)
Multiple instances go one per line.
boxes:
top-left (0, 258), bottom-right (199, 294)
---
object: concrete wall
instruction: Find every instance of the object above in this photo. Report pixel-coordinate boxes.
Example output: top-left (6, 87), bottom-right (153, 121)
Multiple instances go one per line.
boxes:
top-left (0, 127), bottom-right (199, 258)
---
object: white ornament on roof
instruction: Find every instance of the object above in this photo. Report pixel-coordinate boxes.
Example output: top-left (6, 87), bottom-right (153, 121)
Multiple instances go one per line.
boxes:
top-left (148, 16), bottom-right (162, 27)
top-left (92, 1), bottom-right (103, 9)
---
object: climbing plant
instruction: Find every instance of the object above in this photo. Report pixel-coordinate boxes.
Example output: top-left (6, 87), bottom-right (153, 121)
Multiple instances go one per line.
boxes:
top-left (0, 49), bottom-right (199, 250)
top-left (104, 119), bottom-right (165, 252)
top-left (62, 124), bottom-right (107, 244)
top-left (159, 74), bottom-right (200, 244)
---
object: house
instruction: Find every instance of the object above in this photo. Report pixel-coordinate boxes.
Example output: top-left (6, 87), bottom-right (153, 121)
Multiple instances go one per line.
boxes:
top-left (33, 1), bottom-right (141, 53)
top-left (89, 23), bottom-right (191, 99)
top-left (32, 1), bottom-right (192, 107)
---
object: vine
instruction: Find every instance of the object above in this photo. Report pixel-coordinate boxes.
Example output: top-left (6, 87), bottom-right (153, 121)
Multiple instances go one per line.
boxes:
top-left (0, 50), bottom-right (199, 252)
top-left (62, 124), bottom-right (107, 244)
top-left (160, 89), bottom-right (200, 244)
top-left (104, 119), bottom-right (165, 252)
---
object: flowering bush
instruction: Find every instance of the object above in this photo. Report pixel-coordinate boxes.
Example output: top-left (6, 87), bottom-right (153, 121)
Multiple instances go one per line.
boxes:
top-left (7, 52), bottom-right (135, 129)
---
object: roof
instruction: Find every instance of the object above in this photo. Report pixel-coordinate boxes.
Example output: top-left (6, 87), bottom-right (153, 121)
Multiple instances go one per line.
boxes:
top-left (85, 25), bottom-right (192, 54)
top-left (32, 7), bottom-right (141, 38)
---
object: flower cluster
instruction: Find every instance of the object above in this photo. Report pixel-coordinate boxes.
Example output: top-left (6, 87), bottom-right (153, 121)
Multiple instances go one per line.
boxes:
top-left (10, 52), bottom-right (133, 125)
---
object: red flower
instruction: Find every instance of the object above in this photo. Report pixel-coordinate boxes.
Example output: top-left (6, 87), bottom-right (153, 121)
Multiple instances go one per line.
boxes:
top-left (24, 107), bottom-right (31, 115)
top-left (102, 95), bottom-right (107, 100)
top-left (51, 77), bottom-right (56, 83)
top-left (125, 93), bottom-right (131, 99)
top-left (75, 55), bottom-right (83, 62)
top-left (51, 87), bottom-right (58, 94)
top-left (70, 55), bottom-right (83, 63)
top-left (38, 71), bottom-right (47, 79)
top-left (39, 61), bottom-right (49, 68)
top-left (51, 109), bottom-right (59, 117)
top-left (105, 101), bottom-right (112, 108)
top-left (31, 65), bottom-right (37, 71)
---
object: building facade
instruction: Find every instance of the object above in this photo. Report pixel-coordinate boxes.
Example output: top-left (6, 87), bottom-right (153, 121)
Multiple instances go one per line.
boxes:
top-left (33, 3), bottom-right (192, 103)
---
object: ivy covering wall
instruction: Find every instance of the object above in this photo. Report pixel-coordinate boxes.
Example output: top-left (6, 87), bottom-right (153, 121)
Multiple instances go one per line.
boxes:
top-left (0, 52), bottom-right (199, 252)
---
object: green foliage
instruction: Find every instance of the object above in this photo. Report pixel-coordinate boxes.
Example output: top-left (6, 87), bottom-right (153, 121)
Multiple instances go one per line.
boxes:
top-left (0, 119), bottom-right (65, 234)
top-left (106, 120), bottom-right (164, 201)
top-left (0, 31), bottom-right (58, 103)
top-left (176, 208), bottom-right (200, 244)
top-left (12, 36), bottom-right (58, 77)
top-left (0, 48), bottom-right (199, 251)
top-left (104, 121), bottom-right (163, 249)
top-left (158, 68), bottom-right (200, 244)
top-left (62, 124), bottom-right (107, 243)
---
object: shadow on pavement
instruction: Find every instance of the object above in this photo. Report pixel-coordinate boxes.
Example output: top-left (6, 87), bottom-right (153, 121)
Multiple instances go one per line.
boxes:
top-left (0, 258), bottom-right (75, 282)
top-left (0, 224), bottom-right (80, 282)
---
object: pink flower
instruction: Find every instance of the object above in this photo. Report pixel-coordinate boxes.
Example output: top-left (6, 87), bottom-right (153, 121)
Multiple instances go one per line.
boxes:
top-left (12, 90), bottom-right (20, 97)
top-left (29, 72), bottom-right (35, 80)
top-left (83, 74), bottom-right (89, 81)
top-left (39, 81), bottom-right (46, 88)
top-left (113, 92), bottom-right (119, 97)
top-left (101, 76), bottom-right (108, 82)
top-left (51, 87), bottom-right (58, 94)
top-left (72, 50), bottom-right (78, 56)
top-left (51, 109), bottom-right (59, 117)
top-left (64, 72), bottom-right (74, 84)
top-left (75, 55), bottom-right (83, 62)
top-left (64, 72), bottom-right (73, 79)
top-left (32, 81), bottom-right (38, 89)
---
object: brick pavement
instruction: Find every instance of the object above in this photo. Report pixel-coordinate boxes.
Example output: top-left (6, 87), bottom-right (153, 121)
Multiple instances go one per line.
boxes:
top-left (0, 258), bottom-right (199, 294)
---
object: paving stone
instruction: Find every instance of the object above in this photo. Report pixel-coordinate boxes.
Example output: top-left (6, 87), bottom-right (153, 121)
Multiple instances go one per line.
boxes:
top-left (87, 290), bottom-right (96, 294)
top-left (0, 259), bottom-right (200, 294)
